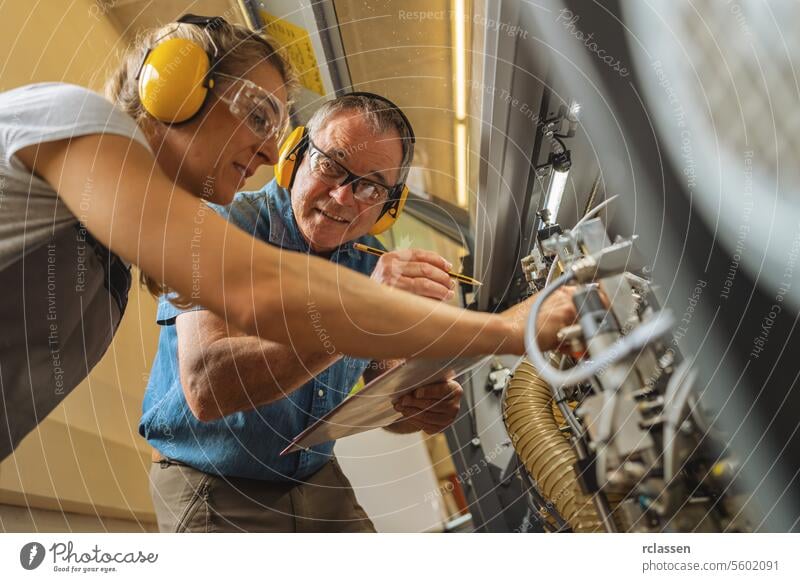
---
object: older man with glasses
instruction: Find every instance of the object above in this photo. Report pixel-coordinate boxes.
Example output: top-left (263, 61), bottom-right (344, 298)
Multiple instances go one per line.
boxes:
top-left (139, 93), bottom-right (567, 532)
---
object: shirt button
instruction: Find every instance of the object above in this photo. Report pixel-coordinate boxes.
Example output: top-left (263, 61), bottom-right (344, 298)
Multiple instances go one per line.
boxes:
top-left (318, 389), bottom-right (324, 397)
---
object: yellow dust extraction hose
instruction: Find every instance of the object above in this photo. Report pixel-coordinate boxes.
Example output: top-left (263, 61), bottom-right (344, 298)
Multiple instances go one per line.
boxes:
top-left (503, 359), bottom-right (604, 532)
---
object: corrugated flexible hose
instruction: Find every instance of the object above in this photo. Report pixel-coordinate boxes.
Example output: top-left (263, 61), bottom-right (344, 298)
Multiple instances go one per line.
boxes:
top-left (503, 359), bottom-right (604, 532)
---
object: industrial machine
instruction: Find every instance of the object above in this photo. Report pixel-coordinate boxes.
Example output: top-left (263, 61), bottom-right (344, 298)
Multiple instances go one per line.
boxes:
top-left (506, 212), bottom-right (750, 532)
top-left (452, 201), bottom-right (754, 532)
top-left (443, 0), bottom-right (800, 533)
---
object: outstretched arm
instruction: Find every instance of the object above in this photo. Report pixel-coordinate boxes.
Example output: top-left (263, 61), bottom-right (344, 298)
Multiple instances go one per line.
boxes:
top-left (17, 134), bottom-right (572, 359)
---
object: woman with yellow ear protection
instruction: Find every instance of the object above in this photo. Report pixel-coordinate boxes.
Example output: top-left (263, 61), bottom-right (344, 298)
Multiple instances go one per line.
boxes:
top-left (0, 14), bottom-right (577, 460)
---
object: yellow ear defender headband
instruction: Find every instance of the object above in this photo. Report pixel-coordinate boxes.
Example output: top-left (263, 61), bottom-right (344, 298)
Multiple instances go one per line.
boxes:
top-left (136, 14), bottom-right (275, 124)
top-left (274, 93), bottom-right (415, 235)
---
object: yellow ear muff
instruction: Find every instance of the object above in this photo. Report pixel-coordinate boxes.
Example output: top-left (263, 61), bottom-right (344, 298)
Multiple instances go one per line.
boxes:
top-left (369, 185), bottom-right (408, 235)
top-left (138, 38), bottom-right (213, 123)
top-left (274, 126), bottom-right (307, 188)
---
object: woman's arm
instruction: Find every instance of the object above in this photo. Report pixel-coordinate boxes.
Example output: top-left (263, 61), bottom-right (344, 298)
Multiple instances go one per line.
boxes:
top-left (17, 134), bottom-right (571, 358)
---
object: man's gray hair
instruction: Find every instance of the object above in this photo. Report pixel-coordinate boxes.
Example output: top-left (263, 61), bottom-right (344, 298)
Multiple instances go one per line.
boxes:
top-left (305, 94), bottom-right (414, 185)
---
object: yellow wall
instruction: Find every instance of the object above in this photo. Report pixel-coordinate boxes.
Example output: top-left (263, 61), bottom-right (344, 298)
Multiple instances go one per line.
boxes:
top-left (0, 0), bottom-right (122, 91)
top-left (0, 0), bottom-right (159, 531)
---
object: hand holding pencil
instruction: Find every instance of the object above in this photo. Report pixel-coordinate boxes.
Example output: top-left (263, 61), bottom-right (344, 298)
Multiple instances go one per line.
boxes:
top-left (356, 243), bottom-right (481, 302)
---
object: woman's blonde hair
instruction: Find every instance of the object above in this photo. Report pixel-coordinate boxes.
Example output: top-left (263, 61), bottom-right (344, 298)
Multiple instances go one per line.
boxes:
top-left (105, 18), bottom-right (297, 305)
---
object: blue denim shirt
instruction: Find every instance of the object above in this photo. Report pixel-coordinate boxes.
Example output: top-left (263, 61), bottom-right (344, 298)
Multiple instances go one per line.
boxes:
top-left (139, 179), bottom-right (384, 481)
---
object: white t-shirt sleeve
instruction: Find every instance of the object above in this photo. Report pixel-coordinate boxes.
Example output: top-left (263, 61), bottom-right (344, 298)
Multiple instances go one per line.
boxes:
top-left (0, 82), bottom-right (151, 160)
top-left (0, 83), bottom-right (152, 271)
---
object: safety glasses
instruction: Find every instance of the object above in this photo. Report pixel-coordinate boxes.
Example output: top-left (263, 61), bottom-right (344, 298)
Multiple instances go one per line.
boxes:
top-left (214, 72), bottom-right (290, 143)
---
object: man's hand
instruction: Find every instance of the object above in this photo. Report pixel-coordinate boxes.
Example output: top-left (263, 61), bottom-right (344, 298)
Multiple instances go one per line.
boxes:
top-left (371, 248), bottom-right (456, 301)
top-left (389, 380), bottom-right (463, 434)
top-left (502, 286), bottom-right (579, 352)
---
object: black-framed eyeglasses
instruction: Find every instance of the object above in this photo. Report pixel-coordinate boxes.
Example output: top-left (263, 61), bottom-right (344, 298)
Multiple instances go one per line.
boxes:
top-left (306, 140), bottom-right (395, 205)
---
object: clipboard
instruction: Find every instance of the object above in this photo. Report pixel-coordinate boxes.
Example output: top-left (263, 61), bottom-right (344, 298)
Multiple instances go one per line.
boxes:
top-left (280, 355), bottom-right (490, 455)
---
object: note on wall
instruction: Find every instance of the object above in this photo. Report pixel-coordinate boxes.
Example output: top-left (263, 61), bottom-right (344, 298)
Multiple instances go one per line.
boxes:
top-left (260, 10), bottom-right (325, 95)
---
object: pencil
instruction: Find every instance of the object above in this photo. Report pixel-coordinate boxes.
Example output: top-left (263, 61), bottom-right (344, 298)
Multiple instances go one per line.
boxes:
top-left (353, 242), bottom-right (482, 287)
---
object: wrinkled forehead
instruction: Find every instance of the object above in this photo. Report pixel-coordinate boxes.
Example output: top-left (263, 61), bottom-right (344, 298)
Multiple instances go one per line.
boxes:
top-left (310, 111), bottom-right (403, 182)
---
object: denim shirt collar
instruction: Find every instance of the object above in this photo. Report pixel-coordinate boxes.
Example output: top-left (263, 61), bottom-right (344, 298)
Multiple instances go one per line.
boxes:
top-left (266, 183), bottom-right (358, 263)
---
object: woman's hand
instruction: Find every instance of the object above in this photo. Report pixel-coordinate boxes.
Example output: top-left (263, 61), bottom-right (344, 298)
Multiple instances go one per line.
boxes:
top-left (502, 286), bottom-right (579, 353)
